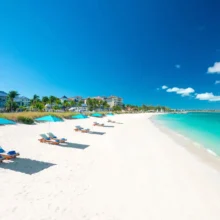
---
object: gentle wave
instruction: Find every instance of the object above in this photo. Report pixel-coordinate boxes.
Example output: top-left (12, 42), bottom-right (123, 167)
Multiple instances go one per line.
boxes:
top-left (206, 149), bottom-right (218, 157)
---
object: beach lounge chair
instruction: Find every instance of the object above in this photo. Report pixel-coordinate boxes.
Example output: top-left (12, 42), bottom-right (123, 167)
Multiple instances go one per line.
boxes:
top-left (108, 119), bottom-right (116, 123)
top-left (81, 128), bottom-right (90, 133)
top-left (38, 134), bottom-right (60, 145)
top-left (74, 126), bottom-right (83, 132)
top-left (93, 122), bottom-right (104, 126)
top-left (0, 147), bottom-right (20, 159)
top-left (47, 132), bottom-right (67, 143)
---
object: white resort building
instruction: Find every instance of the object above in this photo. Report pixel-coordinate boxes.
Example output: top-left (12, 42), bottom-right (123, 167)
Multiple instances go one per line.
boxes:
top-left (106, 96), bottom-right (123, 108)
top-left (0, 91), bottom-right (8, 109)
top-left (60, 96), bottom-right (68, 103)
top-left (14, 96), bottom-right (31, 107)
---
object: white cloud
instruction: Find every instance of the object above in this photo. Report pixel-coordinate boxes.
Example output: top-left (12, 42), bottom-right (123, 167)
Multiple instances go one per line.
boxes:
top-left (195, 92), bottom-right (220, 102)
top-left (166, 87), bottom-right (195, 96)
top-left (162, 85), bottom-right (168, 89)
top-left (177, 88), bottom-right (195, 96)
top-left (207, 62), bottom-right (220, 74)
top-left (215, 80), bottom-right (220, 84)
top-left (175, 64), bottom-right (181, 69)
top-left (167, 87), bottom-right (179, 92)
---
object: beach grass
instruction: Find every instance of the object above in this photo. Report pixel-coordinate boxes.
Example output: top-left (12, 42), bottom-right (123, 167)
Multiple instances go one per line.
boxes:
top-left (0, 112), bottom-right (78, 121)
top-left (0, 111), bottom-right (113, 123)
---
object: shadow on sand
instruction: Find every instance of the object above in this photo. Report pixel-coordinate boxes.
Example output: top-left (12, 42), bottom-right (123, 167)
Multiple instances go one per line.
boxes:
top-left (60, 142), bottom-right (90, 150)
top-left (89, 131), bottom-right (106, 135)
top-left (103, 125), bottom-right (114, 128)
top-left (0, 158), bottom-right (56, 175)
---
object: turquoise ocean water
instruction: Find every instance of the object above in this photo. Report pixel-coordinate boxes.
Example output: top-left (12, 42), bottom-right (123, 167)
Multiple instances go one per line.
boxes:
top-left (153, 113), bottom-right (220, 156)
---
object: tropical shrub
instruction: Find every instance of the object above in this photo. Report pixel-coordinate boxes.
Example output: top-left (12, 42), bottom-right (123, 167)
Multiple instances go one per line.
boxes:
top-left (17, 116), bottom-right (34, 124)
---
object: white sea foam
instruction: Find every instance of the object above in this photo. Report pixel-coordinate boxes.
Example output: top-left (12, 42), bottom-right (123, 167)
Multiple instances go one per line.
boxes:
top-left (206, 149), bottom-right (218, 157)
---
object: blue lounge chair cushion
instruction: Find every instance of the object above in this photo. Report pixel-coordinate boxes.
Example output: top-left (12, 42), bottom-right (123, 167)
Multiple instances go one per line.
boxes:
top-left (0, 148), bottom-right (5, 153)
top-left (54, 136), bottom-right (57, 138)
top-left (55, 140), bottom-right (59, 143)
top-left (46, 137), bottom-right (50, 140)
top-left (61, 138), bottom-right (66, 140)
top-left (0, 155), bottom-right (3, 159)
top-left (8, 151), bottom-right (16, 155)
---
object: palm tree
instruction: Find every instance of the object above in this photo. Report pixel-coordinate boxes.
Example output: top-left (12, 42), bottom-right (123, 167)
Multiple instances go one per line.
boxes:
top-left (86, 98), bottom-right (93, 111)
top-left (55, 98), bottom-right (61, 105)
top-left (35, 102), bottom-right (44, 111)
top-left (42, 96), bottom-right (49, 104)
top-left (7, 91), bottom-right (19, 101)
top-left (6, 91), bottom-right (19, 112)
top-left (31, 94), bottom-right (40, 106)
top-left (49, 96), bottom-right (57, 106)
top-left (77, 100), bottom-right (84, 107)
top-left (103, 101), bottom-right (110, 110)
top-left (63, 100), bottom-right (70, 111)
top-left (70, 100), bottom-right (76, 107)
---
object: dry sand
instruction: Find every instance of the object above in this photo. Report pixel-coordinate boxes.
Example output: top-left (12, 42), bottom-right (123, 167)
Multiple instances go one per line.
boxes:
top-left (0, 113), bottom-right (220, 220)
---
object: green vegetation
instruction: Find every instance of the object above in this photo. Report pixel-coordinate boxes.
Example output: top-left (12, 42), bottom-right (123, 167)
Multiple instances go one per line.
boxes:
top-left (5, 90), bottom-right (19, 112)
top-left (0, 112), bottom-right (78, 121)
top-left (1, 90), bottom-right (172, 124)
top-left (124, 104), bottom-right (171, 112)
top-left (3, 92), bottom-right (86, 112)
top-left (17, 116), bottom-right (34, 124)
top-left (86, 98), bottom-right (110, 111)
top-left (0, 111), bottom-right (110, 124)
top-left (112, 105), bottom-right (122, 111)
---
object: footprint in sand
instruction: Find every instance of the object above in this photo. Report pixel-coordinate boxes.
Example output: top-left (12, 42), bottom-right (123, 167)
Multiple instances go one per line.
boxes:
top-left (77, 192), bottom-right (82, 196)
top-left (55, 206), bottom-right (60, 212)
top-left (12, 207), bottom-right (17, 213)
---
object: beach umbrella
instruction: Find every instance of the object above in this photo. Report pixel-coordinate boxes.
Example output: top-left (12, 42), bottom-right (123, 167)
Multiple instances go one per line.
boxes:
top-left (91, 113), bottom-right (103, 117)
top-left (0, 118), bottom-right (16, 125)
top-left (72, 114), bottom-right (88, 119)
top-left (106, 113), bottom-right (114, 116)
top-left (35, 115), bottom-right (63, 131)
top-left (35, 115), bottom-right (63, 122)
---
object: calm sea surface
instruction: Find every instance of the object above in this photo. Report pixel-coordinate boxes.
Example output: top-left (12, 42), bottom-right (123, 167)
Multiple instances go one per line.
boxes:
top-left (154, 112), bottom-right (220, 156)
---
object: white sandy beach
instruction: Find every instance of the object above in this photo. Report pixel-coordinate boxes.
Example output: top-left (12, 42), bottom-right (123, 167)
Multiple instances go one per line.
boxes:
top-left (0, 113), bottom-right (220, 220)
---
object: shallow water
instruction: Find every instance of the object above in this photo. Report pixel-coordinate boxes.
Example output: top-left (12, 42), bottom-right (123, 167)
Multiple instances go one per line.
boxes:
top-left (153, 113), bottom-right (220, 156)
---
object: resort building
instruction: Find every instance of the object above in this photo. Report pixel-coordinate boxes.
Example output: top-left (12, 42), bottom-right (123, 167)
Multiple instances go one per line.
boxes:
top-left (0, 91), bottom-right (7, 109)
top-left (74, 96), bottom-right (83, 102)
top-left (90, 96), bottom-right (105, 101)
top-left (68, 96), bottom-right (86, 104)
top-left (14, 96), bottom-right (31, 107)
top-left (106, 96), bottom-right (123, 108)
top-left (60, 96), bottom-right (68, 103)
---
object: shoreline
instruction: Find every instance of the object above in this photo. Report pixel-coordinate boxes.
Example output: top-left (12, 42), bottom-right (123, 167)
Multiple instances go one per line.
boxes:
top-left (150, 116), bottom-right (220, 171)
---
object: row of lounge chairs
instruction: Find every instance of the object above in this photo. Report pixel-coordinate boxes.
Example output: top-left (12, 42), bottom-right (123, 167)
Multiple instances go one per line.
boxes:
top-left (0, 147), bottom-right (20, 162)
top-left (74, 121), bottom-right (106, 133)
top-left (38, 120), bottom-right (118, 146)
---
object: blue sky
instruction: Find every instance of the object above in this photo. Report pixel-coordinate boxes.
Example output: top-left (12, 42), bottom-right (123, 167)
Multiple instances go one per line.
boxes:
top-left (0, 0), bottom-right (220, 109)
